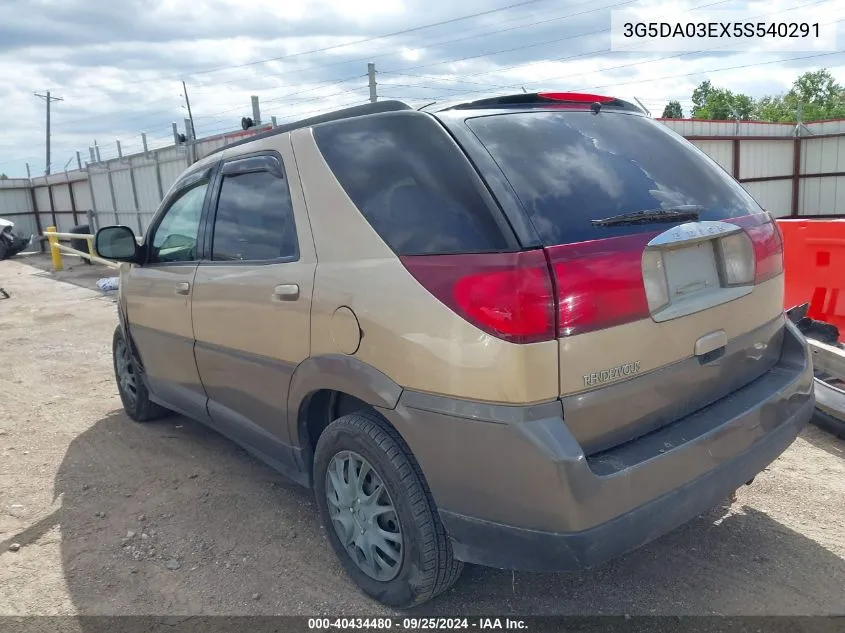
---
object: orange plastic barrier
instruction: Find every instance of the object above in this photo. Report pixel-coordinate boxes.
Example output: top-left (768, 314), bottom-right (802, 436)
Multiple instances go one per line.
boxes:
top-left (777, 217), bottom-right (845, 337)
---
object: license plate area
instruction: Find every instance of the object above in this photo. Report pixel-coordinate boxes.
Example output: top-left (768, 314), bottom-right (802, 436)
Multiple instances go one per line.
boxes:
top-left (664, 241), bottom-right (720, 299)
top-left (649, 238), bottom-right (753, 323)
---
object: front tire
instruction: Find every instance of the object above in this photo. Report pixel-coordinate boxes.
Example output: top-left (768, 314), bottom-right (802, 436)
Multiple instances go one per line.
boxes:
top-left (113, 326), bottom-right (168, 422)
top-left (314, 411), bottom-right (463, 608)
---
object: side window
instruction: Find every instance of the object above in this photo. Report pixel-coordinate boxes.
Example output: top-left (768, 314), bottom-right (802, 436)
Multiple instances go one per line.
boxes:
top-left (312, 111), bottom-right (508, 255)
top-left (210, 164), bottom-right (298, 262)
top-left (150, 182), bottom-right (208, 264)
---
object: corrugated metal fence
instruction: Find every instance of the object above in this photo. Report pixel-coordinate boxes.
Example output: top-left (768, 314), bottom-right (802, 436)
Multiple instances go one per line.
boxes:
top-left (662, 118), bottom-right (845, 217)
top-left (2, 118), bottom-right (844, 251)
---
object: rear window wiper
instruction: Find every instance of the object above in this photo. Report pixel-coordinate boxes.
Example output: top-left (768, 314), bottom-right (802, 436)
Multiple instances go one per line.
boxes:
top-left (591, 205), bottom-right (703, 227)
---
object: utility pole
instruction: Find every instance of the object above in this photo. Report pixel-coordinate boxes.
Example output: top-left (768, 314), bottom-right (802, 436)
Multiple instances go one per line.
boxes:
top-left (182, 81), bottom-right (195, 140)
top-left (34, 91), bottom-right (63, 175)
top-left (368, 63), bottom-right (377, 103)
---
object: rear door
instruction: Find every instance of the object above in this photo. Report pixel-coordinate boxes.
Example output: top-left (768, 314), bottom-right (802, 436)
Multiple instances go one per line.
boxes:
top-left (460, 109), bottom-right (786, 453)
top-left (191, 144), bottom-right (315, 464)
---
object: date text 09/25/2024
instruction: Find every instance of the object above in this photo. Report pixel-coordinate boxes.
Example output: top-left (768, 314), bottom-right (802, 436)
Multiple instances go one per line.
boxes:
top-left (308, 618), bottom-right (528, 630)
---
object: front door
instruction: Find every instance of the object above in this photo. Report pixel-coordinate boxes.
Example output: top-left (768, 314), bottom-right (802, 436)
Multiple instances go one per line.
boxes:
top-left (123, 169), bottom-right (212, 422)
top-left (190, 142), bottom-right (315, 465)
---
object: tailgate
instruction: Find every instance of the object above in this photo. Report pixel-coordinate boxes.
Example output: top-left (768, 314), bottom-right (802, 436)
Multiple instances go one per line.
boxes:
top-left (465, 109), bottom-right (787, 454)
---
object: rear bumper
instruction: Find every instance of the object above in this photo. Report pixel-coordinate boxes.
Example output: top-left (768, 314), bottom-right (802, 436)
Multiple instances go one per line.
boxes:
top-left (381, 320), bottom-right (814, 572)
top-left (440, 393), bottom-right (813, 571)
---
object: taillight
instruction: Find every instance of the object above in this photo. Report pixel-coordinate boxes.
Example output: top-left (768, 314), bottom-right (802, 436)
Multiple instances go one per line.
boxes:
top-left (399, 250), bottom-right (556, 344)
top-left (730, 213), bottom-right (785, 283)
top-left (545, 234), bottom-right (654, 337)
top-left (400, 214), bottom-right (783, 344)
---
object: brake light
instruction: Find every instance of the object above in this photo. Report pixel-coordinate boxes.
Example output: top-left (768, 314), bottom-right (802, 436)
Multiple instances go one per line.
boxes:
top-left (545, 234), bottom-right (655, 336)
top-left (538, 92), bottom-right (615, 103)
top-left (399, 250), bottom-right (556, 344)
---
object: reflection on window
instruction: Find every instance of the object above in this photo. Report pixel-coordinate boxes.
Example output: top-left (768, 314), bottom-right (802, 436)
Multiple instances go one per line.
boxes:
top-left (151, 182), bottom-right (208, 263)
top-left (313, 112), bottom-right (507, 255)
top-left (467, 112), bottom-right (761, 246)
top-left (211, 169), bottom-right (298, 262)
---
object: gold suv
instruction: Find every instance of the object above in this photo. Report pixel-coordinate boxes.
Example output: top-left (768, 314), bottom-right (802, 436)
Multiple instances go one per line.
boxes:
top-left (96, 94), bottom-right (815, 608)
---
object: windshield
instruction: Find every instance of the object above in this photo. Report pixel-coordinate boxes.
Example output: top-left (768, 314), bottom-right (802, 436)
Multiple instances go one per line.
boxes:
top-left (465, 111), bottom-right (763, 246)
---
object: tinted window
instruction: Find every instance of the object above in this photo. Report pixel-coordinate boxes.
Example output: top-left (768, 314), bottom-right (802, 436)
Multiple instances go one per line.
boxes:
top-left (151, 182), bottom-right (208, 263)
top-left (211, 167), bottom-right (298, 262)
top-left (466, 112), bottom-right (763, 246)
top-left (313, 111), bottom-right (508, 255)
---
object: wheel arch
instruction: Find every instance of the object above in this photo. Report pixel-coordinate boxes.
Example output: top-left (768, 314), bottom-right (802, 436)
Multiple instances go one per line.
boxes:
top-left (287, 355), bottom-right (404, 481)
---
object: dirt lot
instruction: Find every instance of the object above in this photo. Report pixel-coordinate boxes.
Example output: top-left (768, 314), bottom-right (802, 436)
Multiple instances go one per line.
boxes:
top-left (1, 255), bottom-right (844, 617)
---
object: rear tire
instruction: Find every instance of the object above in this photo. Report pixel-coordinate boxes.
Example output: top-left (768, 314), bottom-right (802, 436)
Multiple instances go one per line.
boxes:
top-left (113, 326), bottom-right (168, 422)
top-left (0, 239), bottom-right (7, 261)
top-left (314, 411), bottom-right (463, 608)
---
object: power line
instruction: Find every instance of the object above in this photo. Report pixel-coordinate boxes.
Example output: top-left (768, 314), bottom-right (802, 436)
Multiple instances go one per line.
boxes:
top-left (189, 0), bottom-right (619, 92)
top-left (398, 0), bottom-right (831, 100)
top-left (588, 51), bottom-right (845, 92)
top-left (381, 0), bottom-right (737, 82)
top-left (191, 76), bottom-right (367, 123)
top-left (40, 0), bottom-right (631, 135)
top-left (73, 0), bottom-right (553, 93)
top-left (57, 74), bottom-right (366, 134)
top-left (378, 71), bottom-right (516, 89)
top-left (39, 0), bottom-right (638, 131)
top-left (386, 0), bottom-right (642, 75)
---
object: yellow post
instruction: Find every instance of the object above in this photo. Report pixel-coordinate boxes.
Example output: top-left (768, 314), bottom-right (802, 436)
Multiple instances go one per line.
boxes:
top-left (86, 236), bottom-right (95, 261)
top-left (46, 226), bottom-right (63, 271)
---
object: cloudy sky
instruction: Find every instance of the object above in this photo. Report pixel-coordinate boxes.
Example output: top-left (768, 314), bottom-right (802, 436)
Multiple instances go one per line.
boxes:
top-left (1, 0), bottom-right (843, 178)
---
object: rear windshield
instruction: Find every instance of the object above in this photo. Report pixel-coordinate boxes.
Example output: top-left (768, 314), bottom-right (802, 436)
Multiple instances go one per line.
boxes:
top-left (465, 111), bottom-right (763, 246)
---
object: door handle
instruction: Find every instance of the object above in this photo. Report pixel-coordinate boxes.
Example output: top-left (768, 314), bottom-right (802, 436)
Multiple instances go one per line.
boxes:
top-left (273, 284), bottom-right (300, 301)
top-left (175, 282), bottom-right (191, 296)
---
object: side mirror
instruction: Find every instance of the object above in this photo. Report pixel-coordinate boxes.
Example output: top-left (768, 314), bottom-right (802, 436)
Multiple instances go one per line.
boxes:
top-left (95, 225), bottom-right (139, 263)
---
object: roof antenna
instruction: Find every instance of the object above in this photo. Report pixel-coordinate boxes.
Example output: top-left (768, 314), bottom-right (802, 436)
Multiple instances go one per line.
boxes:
top-left (521, 86), bottom-right (527, 93)
top-left (633, 97), bottom-right (651, 117)
top-left (418, 101), bottom-right (437, 111)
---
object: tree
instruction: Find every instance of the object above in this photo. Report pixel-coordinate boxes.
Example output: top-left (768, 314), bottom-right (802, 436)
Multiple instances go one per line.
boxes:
top-left (685, 69), bottom-right (845, 123)
top-left (752, 94), bottom-right (792, 122)
top-left (752, 69), bottom-right (845, 122)
top-left (0, 173), bottom-right (8, 180)
top-left (691, 80), bottom-right (753, 120)
top-left (661, 100), bottom-right (684, 118)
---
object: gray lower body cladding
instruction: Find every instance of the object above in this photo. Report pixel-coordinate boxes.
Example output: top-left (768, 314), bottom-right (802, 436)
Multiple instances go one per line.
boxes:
top-left (379, 320), bottom-right (814, 572)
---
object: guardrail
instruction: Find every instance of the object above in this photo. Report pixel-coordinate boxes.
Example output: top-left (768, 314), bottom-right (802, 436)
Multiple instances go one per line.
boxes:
top-left (43, 226), bottom-right (120, 271)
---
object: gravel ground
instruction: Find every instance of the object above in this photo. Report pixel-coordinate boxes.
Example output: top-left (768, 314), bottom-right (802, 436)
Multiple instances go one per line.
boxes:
top-left (1, 256), bottom-right (844, 618)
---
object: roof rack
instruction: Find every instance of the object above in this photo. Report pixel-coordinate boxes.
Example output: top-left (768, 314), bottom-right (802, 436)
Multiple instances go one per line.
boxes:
top-left (435, 92), bottom-right (643, 114)
top-left (205, 100), bottom-right (412, 157)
